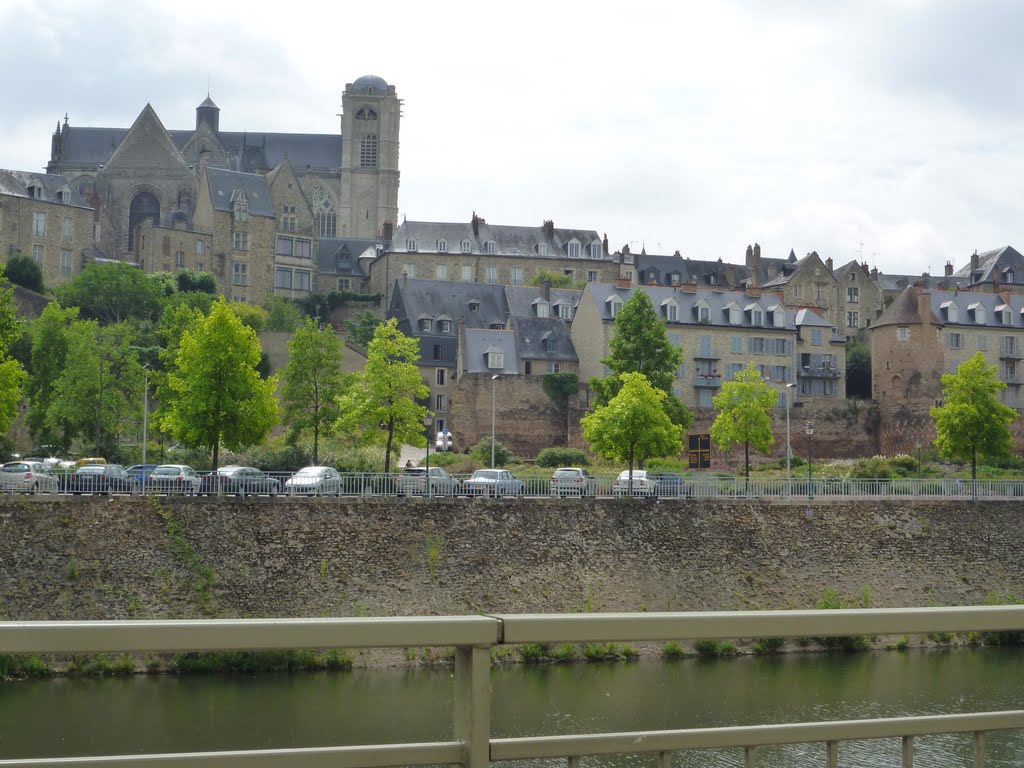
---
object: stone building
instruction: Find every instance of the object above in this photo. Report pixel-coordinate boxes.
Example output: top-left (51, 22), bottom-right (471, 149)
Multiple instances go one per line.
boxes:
top-left (950, 246), bottom-right (1024, 294)
top-left (832, 259), bottom-right (885, 341)
top-left (0, 170), bottom-right (94, 287)
top-left (369, 216), bottom-right (616, 308)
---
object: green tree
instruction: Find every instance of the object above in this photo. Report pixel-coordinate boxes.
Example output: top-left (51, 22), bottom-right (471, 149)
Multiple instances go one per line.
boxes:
top-left (344, 309), bottom-right (382, 348)
top-left (336, 318), bottom-right (428, 474)
top-left (5, 253), bottom-right (44, 293)
top-left (263, 295), bottom-right (304, 332)
top-left (55, 262), bottom-right (164, 324)
top-left (590, 289), bottom-right (693, 430)
top-left (281, 318), bottom-right (346, 463)
top-left (710, 364), bottom-right (778, 479)
top-left (27, 302), bottom-right (79, 447)
top-left (581, 372), bottom-right (682, 487)
top-left (845, 339), bottom-right (871, 398)
top-left (528, 270), bottom-right (581, 289)
top-left (162, 298), bottom-right (278, 469)
top-left (175, 269), bottom-right (218, 294)
top-left (931, 352), bottom-right (1018, 481)
top-left (228, 301), bottom-right (269, 332)
top-left (0, 265), bottom-right (28, 437)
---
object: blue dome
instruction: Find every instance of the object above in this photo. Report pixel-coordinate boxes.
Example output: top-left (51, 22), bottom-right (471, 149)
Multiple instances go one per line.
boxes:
top-left (350, 74), bottom-right (389, 94)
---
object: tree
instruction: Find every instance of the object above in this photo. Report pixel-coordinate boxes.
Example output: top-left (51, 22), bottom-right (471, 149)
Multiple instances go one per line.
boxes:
top-left (175, 269), bottom-right (218, 294)
top-left (336, 318), bottom-right (429, 474)
top-left (710, 364), bottom-right (777, 479)
top-left (5, 253), bottom-right (44, 293)
top-left (590, 289), bottom-right (693, 430)
top-left (581, 372), bottom-right (682, 489)
top-left (263, 295), bottom-right (304, 332)
top-left (932, 352), bottom-right (1018, 481)
top-left (845, 339), bottom-right (871, 398)
top-left (281, 318), bottom-right (346, 463)
top-left (0, 265), bottom-right (27, 437)
top-left (163, 298), bottom-right (279, 470)
top-left (529, 270), bottom-right (581, 289)
top-left (344, 309), bottom-right (382, 348)
top-left (27, 302), bottom-right (79, 446)
top-left (54, 262), bottom-right (164, 324)
top-left (228, 301), bottom-right (269, 332)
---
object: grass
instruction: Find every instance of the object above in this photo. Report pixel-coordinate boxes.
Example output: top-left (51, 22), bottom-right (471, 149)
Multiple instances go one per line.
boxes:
top-left (172, 649), bottom-right (352, 674)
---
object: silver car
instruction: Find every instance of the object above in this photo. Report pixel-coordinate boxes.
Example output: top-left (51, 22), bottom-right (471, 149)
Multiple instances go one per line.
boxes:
top-left (285, 466), bottom-right (343, 496)
top-left (463, 469), bottom-right (526, 498)
top-left (612, 469), bottom-right (658, 497)
top-left (549, 467), bottom-right (597, 498)
top-left (0, 461), bottom-right (60, 494)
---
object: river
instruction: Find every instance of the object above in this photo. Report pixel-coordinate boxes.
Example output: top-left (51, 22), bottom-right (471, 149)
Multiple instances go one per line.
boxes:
top-left (1, 647), bottom-right (1022, 767)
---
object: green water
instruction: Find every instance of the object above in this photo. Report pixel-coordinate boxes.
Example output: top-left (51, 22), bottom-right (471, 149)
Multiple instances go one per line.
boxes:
top-left (1, 648), bottom-right (1022, 767)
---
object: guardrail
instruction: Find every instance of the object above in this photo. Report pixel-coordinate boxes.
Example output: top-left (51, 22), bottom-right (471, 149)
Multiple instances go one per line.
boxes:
top-left (1, 607), bottom-right (1023, 768)
top-left (3, 470), bottom-right (1024, 500)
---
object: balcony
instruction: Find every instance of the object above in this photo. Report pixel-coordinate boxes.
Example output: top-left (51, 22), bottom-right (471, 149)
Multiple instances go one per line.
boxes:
top-left (1000, 346), bottom-right (1023, 360)
top-left (799, 365), bottom-right (842, 379)
top-left (694, 373), bottom-right (723, 388)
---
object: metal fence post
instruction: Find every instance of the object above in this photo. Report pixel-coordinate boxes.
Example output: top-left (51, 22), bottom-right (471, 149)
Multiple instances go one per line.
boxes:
top-left (902, 735), bottom-right (914, 767)
top-left (454, 645), bottom-right (491, 768)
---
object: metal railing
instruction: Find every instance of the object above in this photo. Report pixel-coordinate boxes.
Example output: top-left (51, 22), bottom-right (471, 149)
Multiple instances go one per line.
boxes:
top-left (1, 607), bottom-right (1023, 768)
top-left (4, 470), bottom-right (1024, 501)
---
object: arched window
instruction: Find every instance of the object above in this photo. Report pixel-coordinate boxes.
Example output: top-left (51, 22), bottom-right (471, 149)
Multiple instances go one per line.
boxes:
top-left (311, 184), bottom-right (337, 238)
top-left (128, 191), bottom-right (160, 250)
top-left (360, 134), bottom-right (378, 168)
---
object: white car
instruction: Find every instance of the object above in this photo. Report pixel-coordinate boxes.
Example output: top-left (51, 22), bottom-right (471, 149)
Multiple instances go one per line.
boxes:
top-left (149, 464), bottom-right (202, 495)
top-left (612, 469), bottom-right (658, 497)
top-left (285, 466), bottom-right (343, 496)
top-left (0, 460), bottom-right (60, 494)
top-left (435, 431), bottom-right (453, 452)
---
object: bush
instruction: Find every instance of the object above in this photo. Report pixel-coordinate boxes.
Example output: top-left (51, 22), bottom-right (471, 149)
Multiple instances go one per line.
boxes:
top-left (5, 253), bottom-right (44, 292)
top-left (814, 588), bottom-right (871, 652)
top-left (694, 639), bottom-right (735, 658)
top-left (662, 641), bottom-right (686, 659)
top-left (469, 437), bottom-right (512, 467)
top-left (890, 454), bottom-right (919, 476)
top-left (849, 457), bottom-right (894, 479)
top-left (517, 643), bottom-right (546, 663)
top-left (535, 447), bottom-right (589, 468)
top-left (753, 637), bottom-right (785, 655)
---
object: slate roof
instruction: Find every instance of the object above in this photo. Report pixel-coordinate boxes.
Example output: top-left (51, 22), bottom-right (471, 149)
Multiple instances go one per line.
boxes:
top-left (204, 167), bottom-right (274, 217)
top-left (875, 273), bottom-right (968, 294)
top-left (0, 169), bottom-right (89, 208)
top-left (316, 238), bottom-right (378, 279)
top-left (461, 329), bottom-right (519, 374)
top-left (951, 246), bottom-right (1024, 288)
top-left (504, 285), bottom-right (581, 318)
top-left (512, 317), bottom-right (578, 362)
top-left (761, 254), bottom-right (812, 288)
top-left (390, 279), bottom-right (509, 332)
top-left (873, 285), bottom-right (943, 329)
top-left (392, 220), bottom-right (609, 260)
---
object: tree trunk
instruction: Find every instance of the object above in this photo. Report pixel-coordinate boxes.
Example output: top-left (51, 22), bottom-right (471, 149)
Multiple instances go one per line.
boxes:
top-left (384, 416), bottom-right (395, 475)
top-left (744, 440), bottom-right (750, 479)
top-left (312, 420), bottom-right (319, 465)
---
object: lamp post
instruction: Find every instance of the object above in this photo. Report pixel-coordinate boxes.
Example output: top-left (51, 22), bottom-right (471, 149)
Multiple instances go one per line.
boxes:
top-left (805, 421), bottom-right (814, 500)
top-left (785, 383), bottom-right (795, 496)
top-left (915, 441), bottom-right (922, 477)
top-left (490, 374), bottom-right (499, 468)
top-left (424, 412), bottom-right (433, 499)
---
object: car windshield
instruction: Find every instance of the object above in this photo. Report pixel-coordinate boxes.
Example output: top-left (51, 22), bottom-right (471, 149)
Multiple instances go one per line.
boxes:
top-left (2, 464), bottom-right (27, 472)
top-left (554, 469), bottom-right (578, 477)
top-left (153, 467), bottom-right (181, 475)
top-left (77, 465), bottom-right (107, 474)
top-left (296, 468), bottom-right (324, 477)
top-left (472, 470), bottom-right (500, 480)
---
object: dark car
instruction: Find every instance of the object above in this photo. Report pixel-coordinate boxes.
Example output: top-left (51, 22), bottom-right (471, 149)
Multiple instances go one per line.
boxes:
top-left (651, 472), bottom-right (690, 498)
top-left (65, 464), bottom-right (139, 495)
top-left (127, 464), bottom-right (160, 487)
top-left (201, 466), bottom-right (280, 497)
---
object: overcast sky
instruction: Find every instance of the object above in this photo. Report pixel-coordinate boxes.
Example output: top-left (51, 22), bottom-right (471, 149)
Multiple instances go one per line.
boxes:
top-left (2, 0), bottom-right (1022, 277)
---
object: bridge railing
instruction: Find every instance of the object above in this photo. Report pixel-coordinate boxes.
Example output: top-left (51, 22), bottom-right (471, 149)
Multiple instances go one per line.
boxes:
top-left (2, 607), bottom-right (1024, 768)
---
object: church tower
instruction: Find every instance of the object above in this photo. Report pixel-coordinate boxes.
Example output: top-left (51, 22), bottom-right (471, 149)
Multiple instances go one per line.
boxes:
top-left (339, 75), bottom-right (400, 240)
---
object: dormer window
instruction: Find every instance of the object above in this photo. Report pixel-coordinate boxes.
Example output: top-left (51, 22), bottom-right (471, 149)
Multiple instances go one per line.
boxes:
top-left (662, 298), bottom-right (679, 322)
top-left (555, 302), bottom-right (572, 319)
top-left (534, 299), bottom-right (550, 318)
top-left (769, 305), bottom-right (785, 328)
top-left (406, 238), bottom-right (417, 252)
top-left (438, 319), bottom-right (452, 334)
top-left (485, 241), bottom-right (497, 254)
top-left (567, 241), bottom-right (581, 259)
top-left (941, 301), bottom-right (960, 323)
top-left (437, 239), bottom-right (448, 253)
top-left (724, 301), bottom-right (741, 325)
top-left (419, 318), bottom-right (433, 332)
top-left (232, 195), bottom-right (249, 222)
top-left (461, 239), bottom-right (472, 253)
top-left (590, 242), bottom-right (603, 259)
top-left (468, 300), bottom-right (480, 312)
top-left (695, 300), bottom-right (711, 324)
top-left (609, 298), bottom-right (623, 317)
top-left (27, 184), bottom-right (42, 199)
top-left (969, 302), bottom-right (986, 324)
top-left (998, 305), bottom-right (1011, 325)
top-left (487, 350), bottom-right (504, 369)
top-left (670, 273), bottom-right (680, 286)
top-left (708, 273), bottom-right (719, 286)
top-left (624, 253), bottom-right (634, 265)
top-left (537, 243), bottom-right (548, 257)
top-left (746, 302), bottom-right (764, 327)
top-left (1006, 269), bottom-right (1015, 284)
top-left (541, 332), bottom-right (555, 352)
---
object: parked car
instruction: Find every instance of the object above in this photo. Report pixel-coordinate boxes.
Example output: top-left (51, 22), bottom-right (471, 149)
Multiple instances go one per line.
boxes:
top-left (0, 460), bottom-right (60, 494)
top-left (463, 469), bottom-right (526, 498)
top-left (612, 469), bottom-right (658, 497)
top-left (65, 464), bottom-right (139, 495)
top-left (396, 466), bottom-right (461, 496)
top-left (284, 466), bottom-right (343, 496)
top-left (201, 466), bottom-right (280, 497)
top-left (74, 457), bottom-right (107, 470)
top-left (127, 464), bottom-right (160, 487)
top-left (148, 464), bottom-right (202, 495)
top-left (549, 467), bottom-right (597, 498)
top-left (651, 472), bottom-right (690, 498)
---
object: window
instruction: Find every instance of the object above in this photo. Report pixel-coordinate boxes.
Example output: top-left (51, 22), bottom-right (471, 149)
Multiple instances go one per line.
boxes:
top-left (772, 308), bottom-right (785, 328)
top-left (485, 241), bottom-right (497, 254)
top-left (276, 236), bottom-right (294, 256)
top-left (403, 263), bottom-right (415, 279)
top-left (461, 266), bottom-right (473, 282)
top-left (726, 363), bottom-right (744, 380)
top-left (944, 302), bottom-right (960, 323)
top-left (698, 389), bottom-right (714, 408)
top-left (558, 303), bottom-right (572, 319)
top-left (62, 217), bottom-right (73, 243)
top-left (566, 242), bottom-right (581, 258)
top-left (542, 336), bottom-right (555, 352)
top-left (625, 270), bottom-right (634, 281)
top-left (699, 335), bottom-right (713, 357)
top-left (728, 306), bottom-right (741, 325)
top-left (751, 308), bottom-right (763, 326)
top-left (731, 336), bottom-right (743, 354)
top-left (360, 134), bottom-right (378, 167)
top-left (979, 335), bottom-right (988, 351)
top-left (233, 199), bottom-right (249, 221)
top-left (275, 268), bottom-right (292, 289)
top-left (406, 239), bottom-right (417, 252)
top-left (749, 337), bottom-right (765, 354)
top-left (432, 344), bottom-right (442, 361)
top-left (196, 263), bottom-right (204, 271)
top-left (60, 249), bottom-right (72, 276)
top-left (973, 304), bottom-right (986, 324)
top-left (811, 329), bottom-right (823, 346)
top-left (461, 239), bottom-right (472, 254)
top-left (547, 363), bottom-right (561, 374)
top-left (338, 278), bottom-right (351, 290)
top-left (281, 215), bottom-right (297, 232)
top-left (590, 242), bottom-right (602, 259)
top-left (815, 284), bottom-right (825, 302)
top-left (587, 270), bottom-right (599, 282)
top-left (33, 212), bottom-right (46, 237)
top-left (31, 244), bottom-right (43, 263)
top-left (670, 274), bottom-right (680, 286)
top-left (537, 243), bottom-right (548, 257)
top-left (487, 351), bottom-right (504, 369)
top-left (294, 270), bottom-right (311, 291)
top-left (898, 326), bottom-right (910, 342)
top-left (312, 184), bottom-right (337, 238)
top-left (435, 394), bottom-right (446, 411)
top-left (511, 267), bottom-right (523, 285)
top-left (666, 303), bottom-right (678, 322)
top-left (436, 264), bottom-right (448, 281)
top-left (419, 319), bottom-right (433, 332)
top-left (847, 286), bottom-right (860, 303)
top-left (486, 266), bottom-right (497, 284)
top-left (697, 301), bottom-right (711, 324)
top-left (469, 301), bottom-right (480, 311)
top-left (535, 301), bottom-right (550, 318)
top-left (232, 232), bottom-right (249, 251)
top-left (175, 251), bottom-right (185, 269)
top-left (196, 240), bottom-right (206, 257)
top-left (610, 299), bottom-right (623, 318)
top-left (847, 311), bottom-right (860, 328)
top-left (948, 332), bottom-right (963, 350)
top-left (232, 262), bottom-right (248, 286)
top-left (792, 284), bottom-right (802, 299)
top-left (436, 368), bottom-right (447, 387)
top-left (437, 239), bottom-right (448, 253)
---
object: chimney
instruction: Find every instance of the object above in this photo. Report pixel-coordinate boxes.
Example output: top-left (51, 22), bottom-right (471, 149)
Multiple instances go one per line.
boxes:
top-left (753, 242), bottom-right (761, 261)
top-left (745, 244), bottom-right (754, 267)
top-left (825, 256), bottom-right (833, 273)
top-left (944, 261), bottom-right (953, 277)
top-left (613, 278), bottom-right (632, 289)
top-left (621, 244), bottom-right (630, 255)
top-left (871, 266), bottom-right (878, 280)
top-left (603, 232), bottom-right (609, 253)
top-left (971, 250), bottom-right (980, 273)
top-left (381, 220), bottom-right (393, 244)
top-left (543, 219), bottom-right (554, 239)
top-left (471, 212), bottom-right (480, 237)
top-left (540, 279), bottom-right (550, 302)
top-left (674, 250), bottom-right (681, 257)
top-left (917, 288), bottom-right (932, 328)
top-left (747, 286), bottom-right (762, 298)
top-left (680, 279), bottom-right (698, 293)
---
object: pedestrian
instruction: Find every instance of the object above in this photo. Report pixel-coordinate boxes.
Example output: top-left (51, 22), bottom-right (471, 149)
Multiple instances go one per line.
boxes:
top-left (405, 459), bottom-right (413, 468)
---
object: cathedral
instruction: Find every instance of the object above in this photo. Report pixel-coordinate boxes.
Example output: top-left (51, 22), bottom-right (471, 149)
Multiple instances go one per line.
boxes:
top-left (40, 74), bottom-right (400, 298)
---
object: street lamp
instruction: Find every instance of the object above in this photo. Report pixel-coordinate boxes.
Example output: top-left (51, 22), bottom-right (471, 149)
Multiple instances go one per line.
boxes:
top-left (785, 383), bottom-right (796, 496)
top-left (490, 374), bottom-right (499, 468)
top-left (423, 412), bottom-right (434, 499)
top-left (805, 421), bottom-right (814, 500)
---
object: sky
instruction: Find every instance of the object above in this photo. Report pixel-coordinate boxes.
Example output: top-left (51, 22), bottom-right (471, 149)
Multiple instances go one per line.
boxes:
top-left (2, 0), bottom-right (1023, 277)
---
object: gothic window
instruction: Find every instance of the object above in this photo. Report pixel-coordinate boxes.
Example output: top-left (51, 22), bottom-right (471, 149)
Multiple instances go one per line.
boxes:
top-left (355, 108), bottom-right (378, 120)
top-left (128, 191), bottom-right (160, 251)
top-left (311, 184), bottom-right (337, 238)
top-left (360, 134), bottom-right (378, 168)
